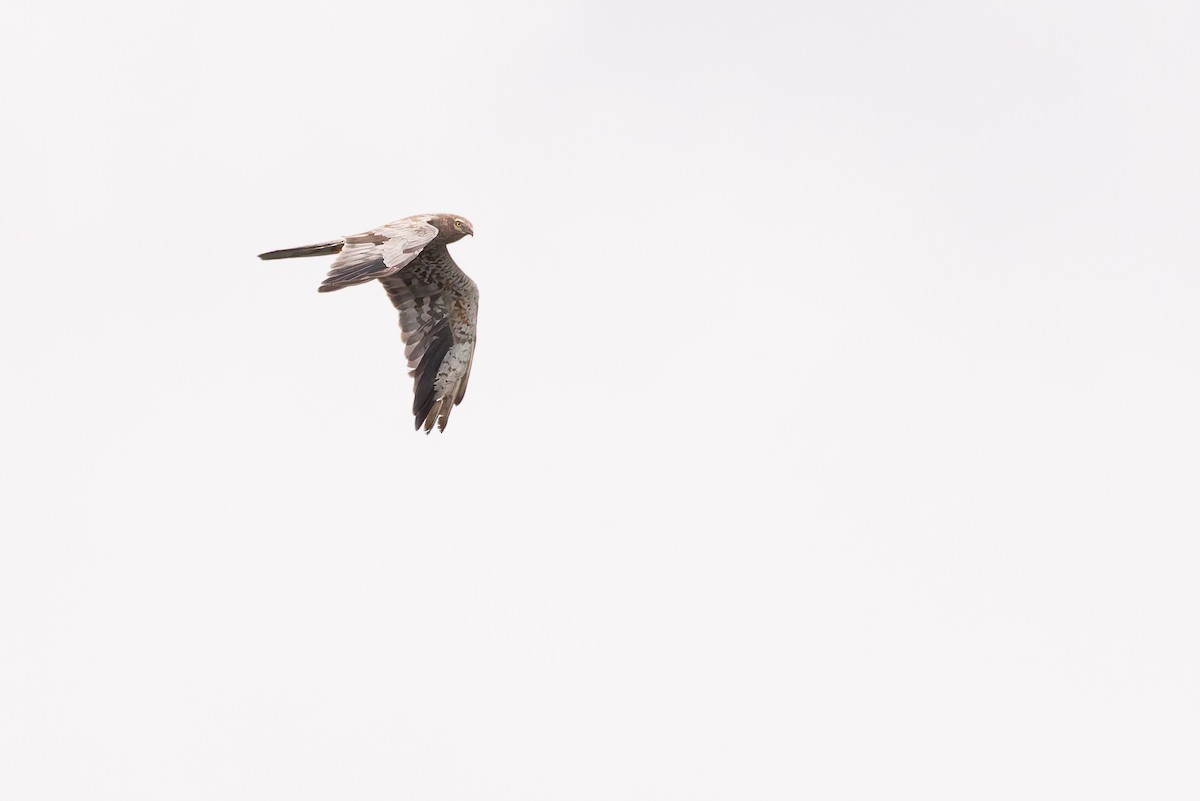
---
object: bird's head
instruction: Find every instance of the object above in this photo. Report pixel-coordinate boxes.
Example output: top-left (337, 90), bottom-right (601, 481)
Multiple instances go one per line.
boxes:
top-left (429, 214), bottom-right (474, 243)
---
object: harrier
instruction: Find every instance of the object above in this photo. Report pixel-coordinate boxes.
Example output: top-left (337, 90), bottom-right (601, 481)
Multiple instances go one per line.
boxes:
top-left (259, 213), bottom-right (479, 433)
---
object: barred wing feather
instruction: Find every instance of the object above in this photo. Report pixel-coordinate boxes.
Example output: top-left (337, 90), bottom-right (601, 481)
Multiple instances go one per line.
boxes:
top-left (378, 266), bottom-right (478, 433)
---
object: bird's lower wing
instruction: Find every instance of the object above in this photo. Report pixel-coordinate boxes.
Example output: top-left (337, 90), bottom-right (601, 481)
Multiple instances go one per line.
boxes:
top-left (379, 268), bottom-right (478, 433)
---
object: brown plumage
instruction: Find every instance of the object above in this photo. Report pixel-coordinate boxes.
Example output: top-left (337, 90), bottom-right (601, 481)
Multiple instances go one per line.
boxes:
top-left (259, 213), bottom-right (479, 433)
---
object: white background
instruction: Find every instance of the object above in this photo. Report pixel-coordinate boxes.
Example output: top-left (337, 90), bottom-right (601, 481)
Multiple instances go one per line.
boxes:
top-left (2, 1), bottom-right (1198, 798)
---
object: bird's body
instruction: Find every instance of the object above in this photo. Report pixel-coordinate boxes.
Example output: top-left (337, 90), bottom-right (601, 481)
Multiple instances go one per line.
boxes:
top-left (259, 213), bottom-right (479, 433)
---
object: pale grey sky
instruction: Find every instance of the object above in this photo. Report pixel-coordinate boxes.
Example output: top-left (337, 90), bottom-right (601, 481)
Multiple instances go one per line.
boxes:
top-left (2, 0), bottom-right (1198, 798)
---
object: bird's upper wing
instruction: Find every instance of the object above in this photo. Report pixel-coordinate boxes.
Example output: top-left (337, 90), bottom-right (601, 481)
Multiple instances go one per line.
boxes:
top-left (379, 257), bottom-right (479, 433)
top-left (318, 216), bottom-right (439, 293)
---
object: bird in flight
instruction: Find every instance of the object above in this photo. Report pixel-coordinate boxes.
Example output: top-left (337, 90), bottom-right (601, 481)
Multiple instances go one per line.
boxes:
top-left (259, 213), bottom-right (479, 433)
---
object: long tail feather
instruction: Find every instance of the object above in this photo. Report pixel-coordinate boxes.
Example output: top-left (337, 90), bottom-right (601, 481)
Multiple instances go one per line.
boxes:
top-left (257, 241), bottom-right (344, 260)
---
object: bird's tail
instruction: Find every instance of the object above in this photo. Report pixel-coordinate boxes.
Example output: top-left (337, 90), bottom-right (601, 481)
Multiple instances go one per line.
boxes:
top-left (257, 240), bottom-right (344, 260)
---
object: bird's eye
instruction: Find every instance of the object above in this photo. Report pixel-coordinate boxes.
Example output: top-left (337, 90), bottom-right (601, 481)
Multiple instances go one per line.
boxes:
top-left (454, 220), bottom-right (464, 229)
